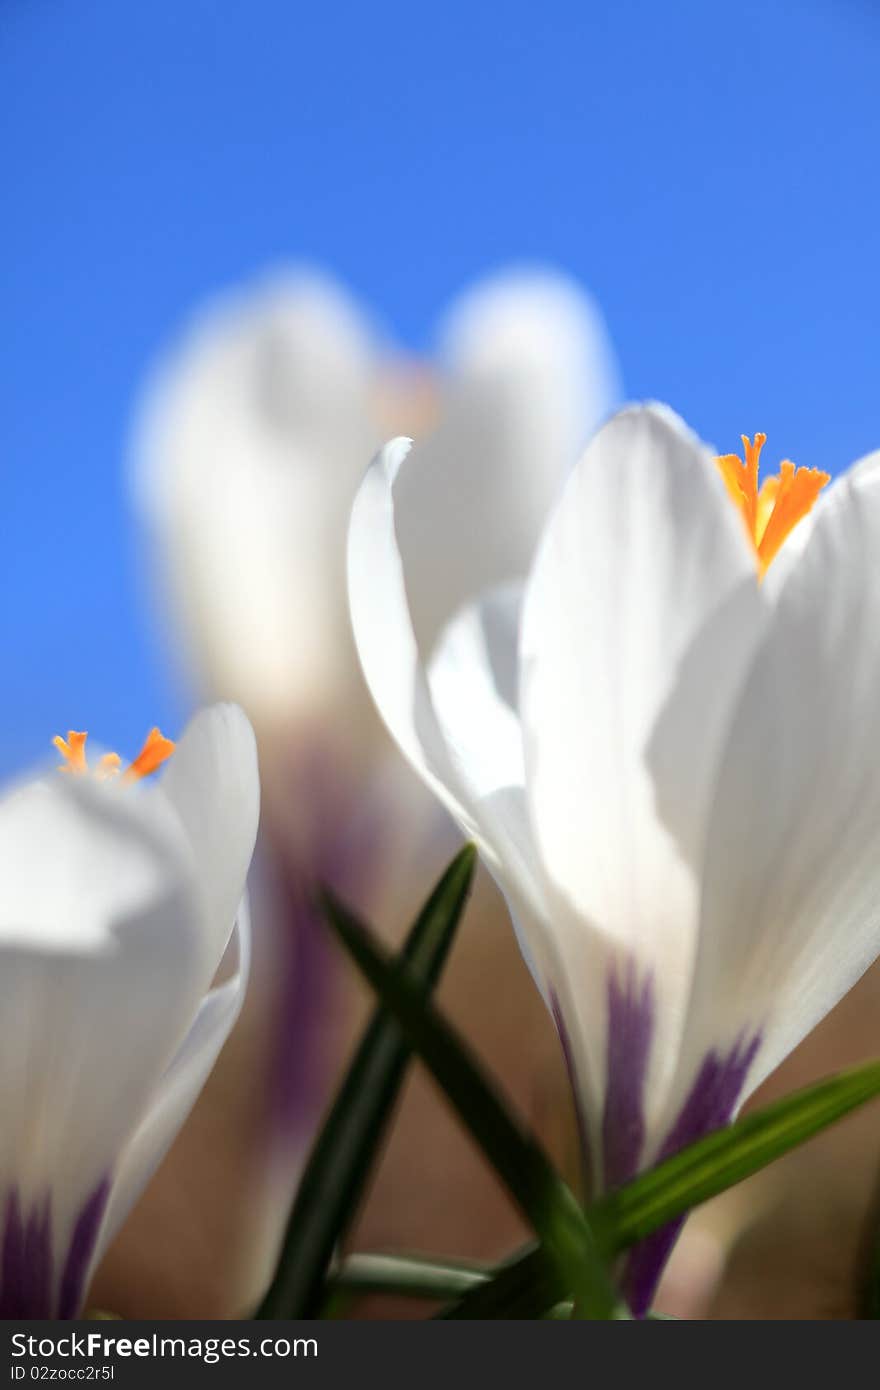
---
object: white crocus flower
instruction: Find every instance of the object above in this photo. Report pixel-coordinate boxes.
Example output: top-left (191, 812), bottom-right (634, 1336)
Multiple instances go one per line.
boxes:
top-left (0, 703), bottom-right (258, 1318)
top-left (131, 274), bottom-right (379, 748)
top-left (131, 266), bottom-right (619, 766)
top-left (348, 403), bottom-right (880, 1314)
top-left (129, 265), bottom-right (618, 1300)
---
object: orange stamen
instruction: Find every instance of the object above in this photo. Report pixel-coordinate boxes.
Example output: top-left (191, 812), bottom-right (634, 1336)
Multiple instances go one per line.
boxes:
top-left (52, 727), bottom-right (175, 782)
top-left (121, 727), bottom-right (176, 783)
top-left (53, 730), bottom-right (88, 773)
top-left (717, 433), bottom-right (766, 538)
top-left (715, 434), bottom-right (829, 576)
top-left (756, 461), bottom-right (830, 572)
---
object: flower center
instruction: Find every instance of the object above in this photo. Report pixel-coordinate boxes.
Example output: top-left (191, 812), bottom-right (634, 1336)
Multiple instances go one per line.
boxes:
top-left (53, 727), bottom-right (175, 782)
top-left (716, 433), bottom-right (830, 575)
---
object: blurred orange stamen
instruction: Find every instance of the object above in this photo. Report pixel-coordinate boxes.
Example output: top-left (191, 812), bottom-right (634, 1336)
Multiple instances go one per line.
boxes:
top-left (121, 728), bottom-right (176, 783)
top-left (53, 727), bottom-right (175, 781)
top-left (52, 731), bottom-right (88, 774)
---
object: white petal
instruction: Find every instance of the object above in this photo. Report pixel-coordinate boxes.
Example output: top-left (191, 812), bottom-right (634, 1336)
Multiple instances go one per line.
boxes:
top-left (677, 456), bottom-right (880, 1109)
top-left (157, 703), bottom-right (260, 969)
top-left (130, 271), bottom-right (381, 726)
top-left (347, 439), bottom-right (476, 836)
top-left (0, 775), bottom-right (211, 1313)
top-left (348, 440), bottom-right (555, 1000)
top-left (97, 901), bottom-right (251, 1263)
top-left (439, 266), bottom-right (620, 455)
top-left (844, 447), bottom-right (880, 486)
top-left (520, 404), bottom-right (763, 1160)
top-left (427, 586), bottom-right (551, 991)
top-left (427, 584), bottom-right (525, 810)
top-left (394, 268), bottom-right (620, 655)
top-left (760, 451), bottom-right (880, 600)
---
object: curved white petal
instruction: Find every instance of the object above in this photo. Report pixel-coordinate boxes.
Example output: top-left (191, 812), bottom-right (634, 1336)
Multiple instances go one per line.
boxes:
top-left (842, 446), bottom-right (880, 487)
top-left (97, 901), bottom-right (252, 1263)
top-left (439, 266), bottom-right (620, 455)
top-left (130, 271), bottom-right (381, 726)
top-left (0, 774), bottom-right (212, 1314)
top-left (347, 438), bottom-right (476, 836)
top-left (760, 450), bottom-right (880, 602)
top-left (427, 586), bottom-right (552, 991)
top-left (347, 439), bottom-right (552, 992)
top-left (157, 703), bottom-right (260, 971)
top-left (520, 404), bottom-right (763, 1169)
top-left (427, 584), bottom-right (525, 811)
top-left (394, 268), bottom-right (620, 656)
top-left (676, 455), bottom-right (880, 1112)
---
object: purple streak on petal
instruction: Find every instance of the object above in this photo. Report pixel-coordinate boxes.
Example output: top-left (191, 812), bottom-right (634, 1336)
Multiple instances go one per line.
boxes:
top-left (657, 1034), bottom-right (762, 1160)
top-left (621, 1031), bottom-right (762, 1317)
top-left (621, 1216), bottom-right (687, 1317)
top-left (0, 1180), bottom-right (110, 1319)
top-left (549, 990), bottom-right (593, 1198)
top-left (264, 742), bottom-right (387, 1145)
top-left (265, 863), bottom-right (341, 1146)
top-left (57, 1179), bottom-right (110, 1320)
top-left (0, 1189), bottom-right (52, 1318)
top-left (602, 960), bottom-right (655, 1191)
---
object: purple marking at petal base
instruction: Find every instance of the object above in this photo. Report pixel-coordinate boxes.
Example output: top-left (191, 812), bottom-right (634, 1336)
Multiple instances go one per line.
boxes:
top-left (266, 863), bottom-right (335, 1144)
top-left (601, 960), bottom-right (655, 1190)
top-left (0, 1190), bottom-right (52, 1318)
top-left (264, 744), bottom-right (388, 1145)
top-left (58, 1179), bottom-right (110, 1320)
top-left (621, 1032), bottom-right (762, 1317)
top-left (0, 1180), bottom-right (111, 1319)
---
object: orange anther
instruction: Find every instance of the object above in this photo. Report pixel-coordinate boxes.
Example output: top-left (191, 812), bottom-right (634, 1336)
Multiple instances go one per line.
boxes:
top-left (53, 731), bottom-right (88, 774)
top-left (121, 727), bottom-right (176, 783)
top-left (716, 434), bottom-right (828, 576)
top-left (757, 460), bottom-right (830, 573)
top-left (53, 726), bottom-right (175, 783)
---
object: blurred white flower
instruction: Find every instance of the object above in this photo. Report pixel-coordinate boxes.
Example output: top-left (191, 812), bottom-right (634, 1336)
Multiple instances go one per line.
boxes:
top-left (132, 275), bottom-right (378, 747)
top-left (128, 265), bottom-right (619, 1306)
top-left (0, 703), bottom-right (258, 1317)
top-left (348, 403), bottom-right (880, 1314)
top-left (131, 265), bottom-right (619, 762)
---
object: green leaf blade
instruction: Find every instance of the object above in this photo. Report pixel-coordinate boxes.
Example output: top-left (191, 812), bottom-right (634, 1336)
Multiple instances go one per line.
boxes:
top-left (256, 844), bottom-right (477, 1319)
top-left (332, 1252), bottom-right (490, 1302)
top-left (442, 1059), bottom-right (880, 1318)
top-left (322, 889), bottom-right (618, 1318)
top-left (437, 1243), bottom-right (563, 1319)
top-left (593, 1058), bottom-right (880, 1252)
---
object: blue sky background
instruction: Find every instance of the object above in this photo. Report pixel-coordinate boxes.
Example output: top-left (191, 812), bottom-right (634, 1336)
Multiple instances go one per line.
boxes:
top-left (2, 0), bottom-right (878, 777)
